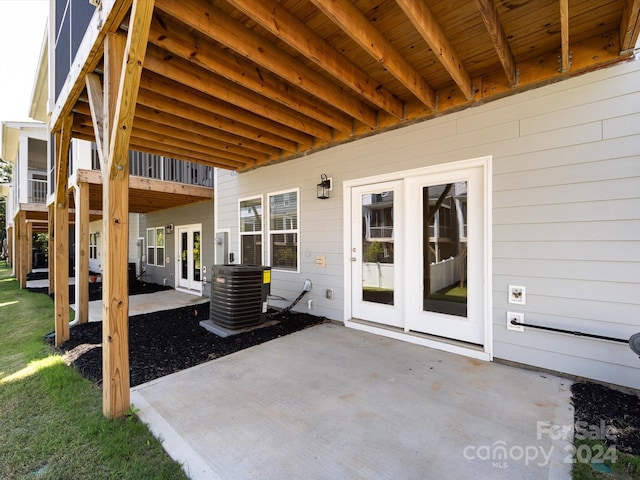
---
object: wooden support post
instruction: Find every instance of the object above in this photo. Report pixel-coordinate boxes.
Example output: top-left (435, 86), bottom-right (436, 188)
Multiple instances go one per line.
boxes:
top-left (48, 203), bottom-right (55, 294)
top-left (54, 114), bottom-right (73, 347)
top-left (7, 226), bottom-right (13, 268)
top-left (17, 211), bottom-right (27, 288)
top-left (101, 0), bottom-right (154, 419)
top-left (12, 219), bottom-right (19, 282)
top-left (75, 183), bottom-right (90, 323)
top-left (54, 199), bottom-right (70, 345)
top-left (26, 221), bottom-right (33, 274)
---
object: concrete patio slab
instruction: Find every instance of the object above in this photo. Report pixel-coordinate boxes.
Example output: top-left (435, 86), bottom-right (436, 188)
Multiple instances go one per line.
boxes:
top-left (132, 323), bottom-right (574, 480)
top-left (74, 289), bottom-right (207, 322)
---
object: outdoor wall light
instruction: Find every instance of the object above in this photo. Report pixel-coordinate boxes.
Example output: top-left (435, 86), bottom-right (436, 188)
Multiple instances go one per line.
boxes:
top-left (317, 174), bottom-right (331, 199)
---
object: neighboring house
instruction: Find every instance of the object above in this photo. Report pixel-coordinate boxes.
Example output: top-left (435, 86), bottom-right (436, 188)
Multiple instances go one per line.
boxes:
top-left (13, 0), bottom-right (216, 316)
top-left (46, 0), bottom-right (639, 417)
top-left (1, 121), bottom-right (49, 287)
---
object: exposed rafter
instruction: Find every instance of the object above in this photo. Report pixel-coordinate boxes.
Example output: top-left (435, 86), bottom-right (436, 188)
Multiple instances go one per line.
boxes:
top-left (475, 0), bottom-right (518, 86)
top-left (620, 0), bottom-right (640, 51)
top-left (395, 0), bottom-right (473, 100)
top-left (144, 46), bottom-right (331, 142)
top-left (154, 0), bottom-right (379, 128)
top-left (148, 16), bottom-right (353, 133)
top-left (311, 0), bottom-right (437, 110)
top-left (227, 0), bottom-right (405, 119)
top-left (560, 0), bottom-right (570, 72)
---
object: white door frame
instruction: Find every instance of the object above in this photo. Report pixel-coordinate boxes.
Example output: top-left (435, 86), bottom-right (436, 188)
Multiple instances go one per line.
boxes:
top-left (343, 157), bottom-right (493, 361)
top-left (175, 223), bottom-right (203, 296)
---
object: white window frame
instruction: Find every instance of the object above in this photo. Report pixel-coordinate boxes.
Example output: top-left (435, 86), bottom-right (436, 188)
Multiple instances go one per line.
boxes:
top-left (146, 226), bottom-right (166, 267)
top-left (238, 195), bottom-right (264, 265)
top-left (267, 188), bottom-right (300, 272)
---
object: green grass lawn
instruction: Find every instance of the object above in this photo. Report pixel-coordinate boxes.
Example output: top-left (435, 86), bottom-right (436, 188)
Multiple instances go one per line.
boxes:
top-left (571, 439), bottom-right (640, 480)
top-left (0, 265), bottom-right (188, 480)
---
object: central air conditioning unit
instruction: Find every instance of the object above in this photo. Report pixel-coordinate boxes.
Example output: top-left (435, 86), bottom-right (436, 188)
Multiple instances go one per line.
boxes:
top-left (200, 264), bottom-right (271, 336)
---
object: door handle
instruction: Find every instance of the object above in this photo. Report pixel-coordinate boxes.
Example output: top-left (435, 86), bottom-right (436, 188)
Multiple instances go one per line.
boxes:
top-left (351, 257), bottom-right (357, 262)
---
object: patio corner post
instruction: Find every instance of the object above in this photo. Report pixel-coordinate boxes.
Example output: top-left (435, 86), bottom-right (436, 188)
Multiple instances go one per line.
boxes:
top-left (54, 114), bottom-right (73, 347)
top-left (48, 203), bottom-right (54, 294)
top-left (101, 0), bottom-right (154, 419)
top-left (75, 183), bottom-right (90, 323)
top-left (16, 211), bottom-right (27, 288)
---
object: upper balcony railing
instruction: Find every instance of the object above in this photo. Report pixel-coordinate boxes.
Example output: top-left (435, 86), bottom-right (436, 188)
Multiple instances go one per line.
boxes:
top-left (91, 145), bottom-right (214, 187)
top-left (28, 178), bottom-right (48, 204)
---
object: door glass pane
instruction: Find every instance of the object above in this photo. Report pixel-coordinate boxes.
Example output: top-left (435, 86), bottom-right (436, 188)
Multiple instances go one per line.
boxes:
top-left (181, 232), bottom-right (188, 280)
top-left (361, 191), bottom-right (394, 305)
top-left (422, 182), bottom-right (467, 317)
top-left (193, 231), bottom-right (201, 281)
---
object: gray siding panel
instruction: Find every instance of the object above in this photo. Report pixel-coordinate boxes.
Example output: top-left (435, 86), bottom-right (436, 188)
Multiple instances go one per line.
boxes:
top-left (215, 59), bottom-right (640, 388)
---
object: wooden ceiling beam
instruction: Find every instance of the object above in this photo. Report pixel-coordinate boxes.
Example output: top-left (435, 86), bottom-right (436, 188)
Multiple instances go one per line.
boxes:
top-left (136, 87), bottom-right (299, 153)
top-left (75, 98), bottom-right (280, 158)
top-left (74, 114), bottom-right (251, 170)
top-left (132, 104), bottom-right (281, 157)
top-left (226, 0), bottom-right (405, 119)
top-left (395, 0), bottom-right (474, 100)
top-left (148, 16), bottom-right (353, 133)
top-left (560, 0), bottom-right (570, 72)
top-left (127, 136), bottom-right (246, 170)
top-left (154, 0), bottom-right (378, 127)
top-left (620, 0), bottom-right (640, 51)
top-left (73, 110), bottom-right (248, 171)
top-left (131, 117), bottom-right (267, 162)
top-left (475, 0), bottom-right (518, 86)
top-left (311, 0), bottom-right (437, 110)
top-left (144, 46), bottom-right (331, 142)
top-left (130, 124), bottom-right (256, 166)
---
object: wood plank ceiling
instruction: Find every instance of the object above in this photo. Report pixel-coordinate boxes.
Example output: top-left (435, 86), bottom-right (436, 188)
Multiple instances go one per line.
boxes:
top-left (61, 0), bottom-right (639, 173)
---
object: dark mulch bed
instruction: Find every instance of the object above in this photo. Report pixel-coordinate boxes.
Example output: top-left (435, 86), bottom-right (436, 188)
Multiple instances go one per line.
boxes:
top-left (571, 382), bottom-right (640, 456)
top-left (28, 279), bottom-right (172, 304)
top-left (53, 303), bottom-right (326, 388)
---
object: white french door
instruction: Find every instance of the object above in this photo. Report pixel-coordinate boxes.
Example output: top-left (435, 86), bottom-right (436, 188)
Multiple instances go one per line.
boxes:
top-left (404, 165), bottom-right (485, 345)
top-left (176, 224), bottom-right (202, 295)
top-left (348, 160), bottom-right (489, 347)
top-left (351, 181), bottom-right (403, 328)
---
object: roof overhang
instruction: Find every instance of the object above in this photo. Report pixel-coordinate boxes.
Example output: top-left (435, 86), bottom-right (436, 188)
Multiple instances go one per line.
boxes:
top-left (50, 1), bottom-right (640, 174)
top-left (1, 121), bottom-right (48, 162)
top-left (29, 26), bottom-right (50, 123)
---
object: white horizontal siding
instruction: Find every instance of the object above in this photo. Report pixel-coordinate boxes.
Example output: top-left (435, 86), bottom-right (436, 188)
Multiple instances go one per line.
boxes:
top-left (215, 59), bottom-right (640, 388)
top-left (493, 241), bottom-right (640, 262)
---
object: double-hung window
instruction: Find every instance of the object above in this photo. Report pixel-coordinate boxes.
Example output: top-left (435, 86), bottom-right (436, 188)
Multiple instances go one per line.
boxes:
top-left (146, 227), bottom-right (165, 267)
top-left (239, 196), bottom-right (263, 265)
top-left (269, 189), bottom-right (299, 271)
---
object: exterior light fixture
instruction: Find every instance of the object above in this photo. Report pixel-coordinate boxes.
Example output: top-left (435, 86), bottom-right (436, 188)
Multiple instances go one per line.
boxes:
top-left (317, 174), bottom-right (331, 199)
